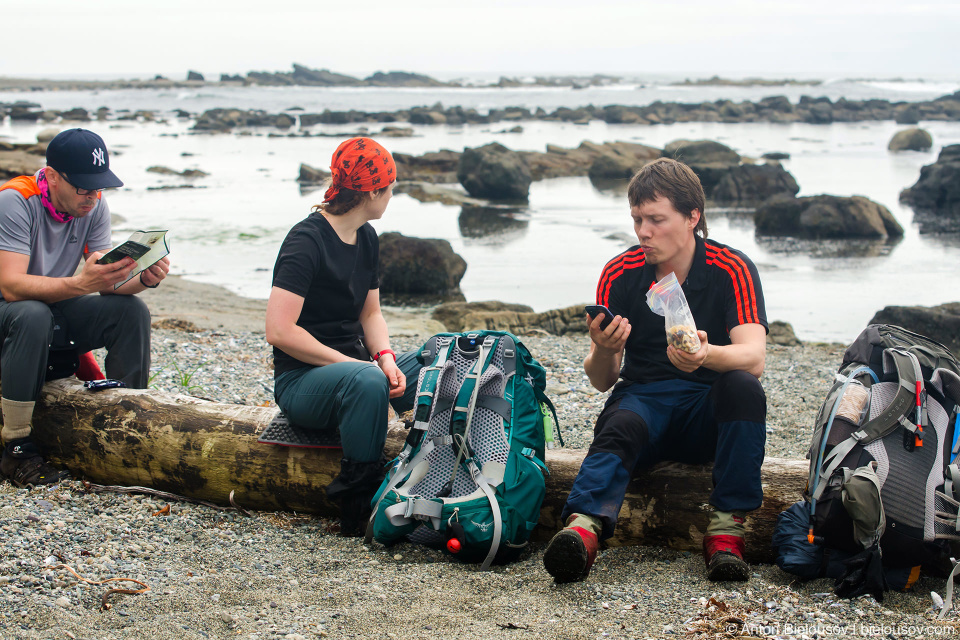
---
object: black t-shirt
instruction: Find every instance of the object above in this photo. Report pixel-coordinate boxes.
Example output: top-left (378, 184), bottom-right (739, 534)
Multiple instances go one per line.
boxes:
top-left (271, 212), bottom-right (380, 376)
top-left (596, 235), bottom-right (767, 386)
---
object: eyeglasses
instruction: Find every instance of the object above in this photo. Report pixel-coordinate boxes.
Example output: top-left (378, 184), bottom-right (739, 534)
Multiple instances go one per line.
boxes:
top-left (58, 172), bottom-right (109, 196)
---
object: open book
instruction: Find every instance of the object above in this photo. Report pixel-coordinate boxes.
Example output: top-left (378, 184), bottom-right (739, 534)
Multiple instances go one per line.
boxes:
top-left (97, 230), bottom-right (170, 289)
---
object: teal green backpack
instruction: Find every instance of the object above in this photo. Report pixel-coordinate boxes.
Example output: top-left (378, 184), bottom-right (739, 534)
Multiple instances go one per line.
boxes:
top-left (366, 331), bottom-right (560, 569)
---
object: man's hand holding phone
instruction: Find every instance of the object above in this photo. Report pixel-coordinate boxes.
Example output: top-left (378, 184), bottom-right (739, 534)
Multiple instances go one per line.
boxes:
top-left (584, 304), bottom-right (631, 352)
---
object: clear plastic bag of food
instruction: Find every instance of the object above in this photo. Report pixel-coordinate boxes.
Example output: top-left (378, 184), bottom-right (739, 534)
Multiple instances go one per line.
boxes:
top-left (834, 377), bottom-right (870, 425)
top-left (645, 272), bottom-right (701, 353)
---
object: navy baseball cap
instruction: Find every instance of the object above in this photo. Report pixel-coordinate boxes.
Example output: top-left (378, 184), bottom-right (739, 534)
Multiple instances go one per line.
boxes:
top-left (46, 128), bottom-right (123, 190)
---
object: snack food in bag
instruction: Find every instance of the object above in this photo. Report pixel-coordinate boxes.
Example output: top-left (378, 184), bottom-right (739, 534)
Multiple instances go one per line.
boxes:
top-left (645, 272), bottom-right (701, 353)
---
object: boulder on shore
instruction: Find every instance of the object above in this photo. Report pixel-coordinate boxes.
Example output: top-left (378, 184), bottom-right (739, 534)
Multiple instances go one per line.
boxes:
top-left (888, 127), bottom-right (933, 152)
top-left (523, 141), bottom-right (659, 181)
top-left (0, 147), bottom-right (44, 180)
top-left (894, 105), bottom-right (921, 125)
top-left (899, 144), bottom-right (960, 232)
top-left (662, 139), bottom-right (800, 205)
top-left (147, 166), bottom-right (208, 178)
top-left (187, 70), bottom-right (205, 82)
top-left (664, 139), bottom-right (741, 166)
top-left (434, 303), bottom-right (587, 336)
top-left (767, 321), bottom-right (801, 346)
top-left (755, 194), bottom-right (904, 239)
top-left (394, 182), bottom-right (481, 207)
top-left (192, 108), bottom-right (294, 132)
top-left (432, 301), bottom-right (534, 331)
top-left (711, 163), bottom-right (800, 205)
top-left (584, 141), bottom-right (661, 181)
top-left (588, 150), bottom-right (640, 181)
top-left (457, 143), bottom-right (533, 200)
top-left (663, 139), bottom-right (741, 194)
top-left (393, 150), bottom-right (460, 183)
top-left (59, 107), bottom-right (90, 122)
top-left (297, 163), bottom-right (330, 184)
top-left (378, 232), bottom-right (467, 299)
top-left (869, 303), bottom-right (960, 357)
top-left (36, 127), bottom-right (60, 143)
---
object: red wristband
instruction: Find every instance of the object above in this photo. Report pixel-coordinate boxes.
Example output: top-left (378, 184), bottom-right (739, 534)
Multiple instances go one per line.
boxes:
top-left (374, 349), bottom-right (396, 363)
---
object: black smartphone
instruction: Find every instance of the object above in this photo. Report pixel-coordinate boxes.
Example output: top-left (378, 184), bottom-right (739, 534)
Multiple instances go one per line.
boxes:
top-left (83, 379), bottom-right (127, 391)
top-left (584, 305), bottom-right (615, 330)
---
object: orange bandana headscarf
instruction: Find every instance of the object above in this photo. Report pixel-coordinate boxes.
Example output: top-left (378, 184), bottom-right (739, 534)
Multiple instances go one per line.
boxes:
top-left (323, 137), bottom-right (396, 203)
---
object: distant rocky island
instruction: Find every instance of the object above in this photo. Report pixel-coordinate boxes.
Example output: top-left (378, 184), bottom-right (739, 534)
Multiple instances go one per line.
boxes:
top-left (0, 64), bottom-right (830, 92)
top-left (671, 75), bottom-right (822, 87)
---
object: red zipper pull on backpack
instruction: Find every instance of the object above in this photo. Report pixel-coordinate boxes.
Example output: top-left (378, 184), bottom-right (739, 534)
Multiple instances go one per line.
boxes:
top-left (446, 522), bottom-right (465, 554)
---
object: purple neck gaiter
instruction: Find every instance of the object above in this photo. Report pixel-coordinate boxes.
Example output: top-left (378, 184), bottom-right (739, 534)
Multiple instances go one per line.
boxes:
top-left (36, 169), bottom-right (73, 223)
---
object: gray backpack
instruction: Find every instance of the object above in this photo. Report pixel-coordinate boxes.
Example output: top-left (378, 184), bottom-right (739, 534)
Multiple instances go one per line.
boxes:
top-left (807, 325), bottom-right (960, 605)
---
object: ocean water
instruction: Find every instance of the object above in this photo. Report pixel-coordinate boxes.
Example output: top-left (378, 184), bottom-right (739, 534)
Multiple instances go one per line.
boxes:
top-left (1, 79), bottom-right (959, 343)
top-left (2, 76), bottom-right (958, 115)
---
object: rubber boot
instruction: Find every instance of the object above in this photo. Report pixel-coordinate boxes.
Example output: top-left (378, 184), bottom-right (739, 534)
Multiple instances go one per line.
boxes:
top-left (326, 457), bottom-right (387, 537)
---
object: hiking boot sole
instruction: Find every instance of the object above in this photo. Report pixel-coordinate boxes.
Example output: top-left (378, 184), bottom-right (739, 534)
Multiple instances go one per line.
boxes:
top-left (543, 529), bottom-right (591, 583)
top-left (708, 552), bottom-right (750, 582)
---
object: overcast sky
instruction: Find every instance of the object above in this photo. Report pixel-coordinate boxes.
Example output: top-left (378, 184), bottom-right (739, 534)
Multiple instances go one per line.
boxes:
top-left (5, 0), bottom-right (958, 80)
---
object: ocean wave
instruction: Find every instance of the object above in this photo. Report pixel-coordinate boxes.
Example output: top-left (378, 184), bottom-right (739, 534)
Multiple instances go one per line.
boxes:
top-left (862, 80), bottom-right (959, 94)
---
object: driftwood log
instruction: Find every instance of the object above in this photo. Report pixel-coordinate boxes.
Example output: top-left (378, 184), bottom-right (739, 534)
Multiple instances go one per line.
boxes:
top-left (31, 379), bottom-right (808, 563)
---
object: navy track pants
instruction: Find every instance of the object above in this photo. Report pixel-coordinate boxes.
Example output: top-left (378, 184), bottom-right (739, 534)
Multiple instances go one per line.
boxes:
top-left (561, 370), bottom-right (766, 540)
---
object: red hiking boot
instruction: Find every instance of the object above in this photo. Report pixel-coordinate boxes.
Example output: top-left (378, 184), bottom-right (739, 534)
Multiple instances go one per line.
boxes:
top-left (543, 514), bottom-right (600, 583)
top-left (703, 534), bottom-right (750, 581)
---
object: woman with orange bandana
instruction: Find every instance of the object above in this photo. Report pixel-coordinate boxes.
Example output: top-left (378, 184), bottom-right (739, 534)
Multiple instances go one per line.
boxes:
top-left (266, 137), bottom-right (419, 536)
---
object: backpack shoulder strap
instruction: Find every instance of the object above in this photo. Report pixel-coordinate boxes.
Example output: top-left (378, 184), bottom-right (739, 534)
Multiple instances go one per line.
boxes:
top-left (450, 335), bottom-right (500, 448)
top-left (412, 336), bottom-right (455, 426)
top-left (0, 175), bottom-right (41, 198)
top-left (499, 334), bottom-right (517, 378)
top-left (858, 348), bottom-right (923, 443)
top-left (466, 458), bottom-right (504, 571)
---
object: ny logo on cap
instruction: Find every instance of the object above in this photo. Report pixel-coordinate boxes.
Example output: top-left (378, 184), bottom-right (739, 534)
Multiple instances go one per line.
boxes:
top-left (92, 148), bottom-right (105, 167)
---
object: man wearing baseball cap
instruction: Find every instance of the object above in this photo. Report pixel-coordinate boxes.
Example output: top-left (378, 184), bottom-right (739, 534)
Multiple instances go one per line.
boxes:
top-left (0, 128), bottom-right (170, 487)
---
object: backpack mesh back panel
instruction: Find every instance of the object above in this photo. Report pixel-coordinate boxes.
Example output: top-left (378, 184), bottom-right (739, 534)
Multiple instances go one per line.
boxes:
top-left (407, 340), bottom-right (510, 544)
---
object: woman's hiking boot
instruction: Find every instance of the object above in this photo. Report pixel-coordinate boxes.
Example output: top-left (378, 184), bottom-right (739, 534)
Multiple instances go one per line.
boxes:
top-left (543, 513), bottom-right (600, 583)
top-left (703, 510), bottom-right (750, 581)
top-left (0, 438), bottom-right (70, 488)
top-left (326, 457), bottom-right (386, 537)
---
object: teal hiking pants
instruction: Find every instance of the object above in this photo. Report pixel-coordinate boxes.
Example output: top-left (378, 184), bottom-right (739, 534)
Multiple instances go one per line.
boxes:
top-left (273, 350), bottom-right (421, 462)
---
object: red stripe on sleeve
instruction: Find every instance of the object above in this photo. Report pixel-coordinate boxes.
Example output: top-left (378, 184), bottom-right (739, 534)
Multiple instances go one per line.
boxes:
top-left (707, 251), bottom-right (746, 325)
top-left (596, 248), bottom-right (645, 306)
top-left (721, 247), bottom-right (760, 324)
top-left (706, 245), bottom-right (759, 324)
